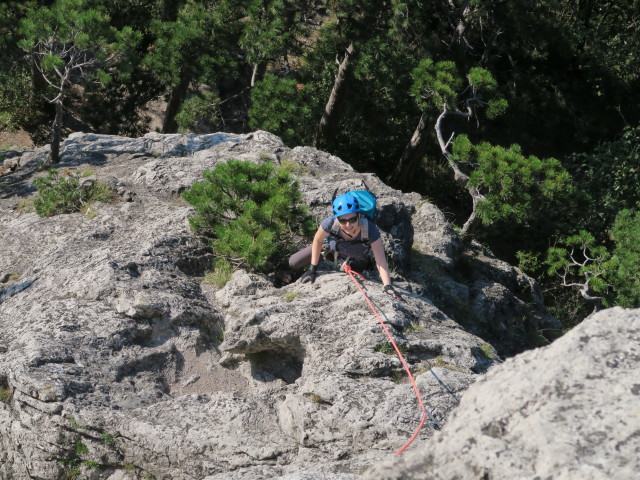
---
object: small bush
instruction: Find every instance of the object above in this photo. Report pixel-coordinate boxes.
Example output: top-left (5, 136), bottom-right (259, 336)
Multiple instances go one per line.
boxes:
top-left (204, 258), bottom-right (234, 288)
top-left (283, 292), bottom-right (299, 302)
top-left (374, 341), bottom-right (406, 355)
top-left (175, 91), bottom-right (222, 133)
top-left (183, 159), bottom-right (314, 273)
top-left (0, 387), bottom-right (12, 404)
top-left (478, 343), bottom-right (496, 360)
top-left (101, 432), bottom-right (120, 447)
top-left (33, 169), bottom-right (116, 217)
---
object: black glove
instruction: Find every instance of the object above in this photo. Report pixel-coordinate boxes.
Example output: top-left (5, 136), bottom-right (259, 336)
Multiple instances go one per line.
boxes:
top-left (384, 284), bottom-right (402, 300)
top-left (300, 264), bottom-right (318, 284)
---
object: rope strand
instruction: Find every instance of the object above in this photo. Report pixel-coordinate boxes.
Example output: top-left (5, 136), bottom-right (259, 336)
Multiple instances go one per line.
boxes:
top-left (341, 264), bottom-right (435, 454)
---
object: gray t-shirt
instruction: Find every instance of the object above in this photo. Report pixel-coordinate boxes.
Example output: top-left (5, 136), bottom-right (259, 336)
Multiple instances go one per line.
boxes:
top-left (320, 216), bottom-right (381, 242)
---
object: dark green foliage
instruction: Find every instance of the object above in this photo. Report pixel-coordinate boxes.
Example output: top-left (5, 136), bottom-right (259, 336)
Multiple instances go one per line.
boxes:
top-left (0, 65), bottom-right (46, 130)
top-left (249, 74), bottom-right (316, 146)
top-left (33, 169), bottom-right (116, 217)
top-left (18, 0), bottom-right (121, 76)
top-left (457, 0), bottom-right (639, 155)
top-left (239, 0), bottom-right (308, 68)
top-left (1, 0), bottom-right (639, 323)
top-left (143, 0), bottom-right (240, 88)
top-left (0, 1), bottom-right (48, 131)
top-left (410, 59), bottom-right (460, 111)
top-left (72, 0), bottom-right (164, 136)
top-left (565, 126), bottom-right (640, 241)
top-left (607, 210), bottom-right (640, 307)
top-left (545, 209), bottom-right (640, 309)
top-left (546, 230), bottom-right (610, 299)
top-left (175, 91), bottom-right (222, 133)
top-left (540, 127), bottom-right (640, 315)
top-left (335, 33), bottom-right (420, 169)
top-left (182, 159), bottom-right (314, 272)
top-left (454, 136), bottom-right (574, 227)
top-left (142, 0), bottom-right (243, 132)
top-left (18, 0), bottom-right (142, 162)
top-left (409, 59), bottom-right (507, 125)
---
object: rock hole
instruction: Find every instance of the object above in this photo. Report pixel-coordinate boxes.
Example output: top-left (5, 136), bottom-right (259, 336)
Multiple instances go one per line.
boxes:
top-left (247, 349), bottom-right (303, 384)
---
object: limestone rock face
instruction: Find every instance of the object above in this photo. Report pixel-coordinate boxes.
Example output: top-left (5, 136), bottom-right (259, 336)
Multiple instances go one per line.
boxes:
top-left (365, 307), bottom-right (640, 480)
top-left (1, 131), bottom-right (556, 479)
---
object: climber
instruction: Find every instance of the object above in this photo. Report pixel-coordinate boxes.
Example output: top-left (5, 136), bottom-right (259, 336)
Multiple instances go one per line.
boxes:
top-left (289, 193), bottom-right (401, 299)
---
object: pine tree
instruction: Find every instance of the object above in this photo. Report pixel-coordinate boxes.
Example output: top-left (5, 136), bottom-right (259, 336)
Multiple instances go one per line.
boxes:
top-left (182, 159), bottom-right (314, 272)
top-left (239, 0), bottom-right (309, 86)
top-left (546, 208), bottom-right (640, 310)
top-left (18, 0), bottom-right (140, 164)
top-left (143, 0), bottom-right (243, 133)
top-left (607, 209), bottom-right (640, 307)
top-left (248, 74), bottom-right (314, 146)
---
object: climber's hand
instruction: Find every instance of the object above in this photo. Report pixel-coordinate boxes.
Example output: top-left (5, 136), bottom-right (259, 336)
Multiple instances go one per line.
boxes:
top-left (384, 284), bottom-right (403, 301)
top-left (300, 265), bottom-right (318, 284)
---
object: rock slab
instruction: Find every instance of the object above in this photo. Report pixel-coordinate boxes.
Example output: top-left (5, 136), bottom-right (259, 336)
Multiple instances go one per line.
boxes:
top-left (0, 131), bottom-right (560, 479)
top-left (365, 307), bottom-right (640, 480)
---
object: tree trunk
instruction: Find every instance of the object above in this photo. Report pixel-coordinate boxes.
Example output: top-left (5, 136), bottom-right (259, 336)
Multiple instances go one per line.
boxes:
top-left (435, 109), bottom-right (470, 188)
top-left (447, 0), bottom-right (472, 49)
top-left (460, 187), bottom-right (482, 235)
top-left (312, 42), bottom-right (355, 148)
top-left (49, 99), bottom-right (64, 164)
top-left (162, 76), bottom-right (191, 133)
top-left (434, 108), bottom-right (483, 236)
top-left (387, 110), bottom-right (430, 188)
top-left (250, 64), bottom-right (259, 87)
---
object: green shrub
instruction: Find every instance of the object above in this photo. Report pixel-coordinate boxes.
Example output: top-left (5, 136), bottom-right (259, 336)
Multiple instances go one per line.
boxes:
top-left (0, 387), bottom-right (12, 404)
top-left (606, 209), bottom-right (640, 307)
top-left (204, 258), bottom-right (234, 288)
top-left (374, 341), bottom-right (406, 355)
top-left (283, 291), bottom-right (299, 302)
top-left (183, 159), bottom-right (314, 273)
top-left (545, 210), bottom-right (640, 310)
top-left (478, 343), bottom-right (496, 360)
top-left (101, 431), bottom-right (120, 447)
top-left (175, 91), bottom-right (221, 133)
top-left (33, 169), bottom-right (116, 217)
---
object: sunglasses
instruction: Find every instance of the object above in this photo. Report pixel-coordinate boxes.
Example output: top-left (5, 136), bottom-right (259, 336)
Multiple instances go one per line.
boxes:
top-left (338, 215), bottom-right (359, 225)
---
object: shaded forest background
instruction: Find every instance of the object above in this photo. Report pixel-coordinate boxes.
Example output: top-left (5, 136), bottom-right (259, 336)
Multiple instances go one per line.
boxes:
top-left (1, 0), bottom-right (639, 331)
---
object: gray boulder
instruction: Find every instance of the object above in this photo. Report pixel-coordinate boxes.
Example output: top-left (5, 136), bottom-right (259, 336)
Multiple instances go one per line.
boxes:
top-left (365, 307), bottom-right (640, 480)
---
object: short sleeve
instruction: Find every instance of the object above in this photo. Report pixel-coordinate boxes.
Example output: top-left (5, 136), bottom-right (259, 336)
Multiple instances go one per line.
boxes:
top-left (367, 221), bottom-right (382, 242)
top-left (320, 216), bottom-right (334, 233)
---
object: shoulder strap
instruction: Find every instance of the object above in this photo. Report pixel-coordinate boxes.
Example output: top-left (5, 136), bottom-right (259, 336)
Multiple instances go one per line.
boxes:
top-left (330, 219), bottom-right (341, 238)
top-left (360, 216), bottom-right (369, 242)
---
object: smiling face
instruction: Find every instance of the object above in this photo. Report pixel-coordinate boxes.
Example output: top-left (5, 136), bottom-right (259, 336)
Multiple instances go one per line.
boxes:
top-left (337, 213), bottom-right (360, 235)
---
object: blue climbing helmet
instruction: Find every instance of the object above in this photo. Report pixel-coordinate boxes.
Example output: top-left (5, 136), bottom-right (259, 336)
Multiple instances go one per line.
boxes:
top-left (332, 193), bottom-right (360, 217)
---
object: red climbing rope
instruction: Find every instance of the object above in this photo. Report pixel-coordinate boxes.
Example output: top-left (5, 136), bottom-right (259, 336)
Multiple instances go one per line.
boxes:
top-left (341, 263), bottom-right (430, 455)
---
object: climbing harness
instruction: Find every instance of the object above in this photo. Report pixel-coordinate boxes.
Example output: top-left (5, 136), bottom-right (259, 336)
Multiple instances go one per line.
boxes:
top-left (341, 262), bottom-right (440, 455)
top-left (323, 218), bottom-right (374, 272)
